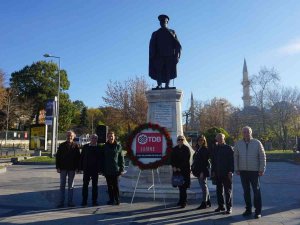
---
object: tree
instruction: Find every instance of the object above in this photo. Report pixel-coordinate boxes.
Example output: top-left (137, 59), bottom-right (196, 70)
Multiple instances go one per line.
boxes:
top-left (73, 100), bottom-right (85, 112)
top-left (10, 61), bottom-right (70, 124)
top-left (79, 107), bottom-right (89, 130)
top-left (87, 108), bottom-right (103, 134)
top-left (58, 93), bottom-right (77, 132)
top-left (197, 98), bottom-right (234, 132)
top-left (102, 76), bottom-right (149, 136)
top-left (250, 67), bottom-right (280, 133)
top-left (267, 87), bottom-right (300, 149)
top-left (0, 69), bottom-right (6, 108)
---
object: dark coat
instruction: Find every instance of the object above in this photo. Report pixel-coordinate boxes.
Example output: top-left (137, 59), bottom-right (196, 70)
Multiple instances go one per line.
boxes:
top-left (191, 146), bottom-right (210, 178)
top-left (171, 144), bottom-right (191, 188)
top-left (149, 27), bottom-right (182, 83)
top-left (211, 144), bottom-right (234, 178)
top-left (56, 141), bottom-right (80, 170)
top-left (103, 142), bottom-right (125, 176)
top-left (79, 144), bottom-right (102, 174)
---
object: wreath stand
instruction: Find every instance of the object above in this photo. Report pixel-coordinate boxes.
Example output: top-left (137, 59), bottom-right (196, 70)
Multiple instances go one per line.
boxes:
top-left (130, 168), bottom-right (166, 208)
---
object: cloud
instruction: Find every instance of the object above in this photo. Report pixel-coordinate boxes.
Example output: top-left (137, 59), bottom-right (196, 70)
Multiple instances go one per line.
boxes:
top-left (278, 38), bottom-right (300, 55)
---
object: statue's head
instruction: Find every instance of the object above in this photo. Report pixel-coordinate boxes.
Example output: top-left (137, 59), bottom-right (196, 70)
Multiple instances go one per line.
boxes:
top-left (158, 14), bottom-right (169, 28)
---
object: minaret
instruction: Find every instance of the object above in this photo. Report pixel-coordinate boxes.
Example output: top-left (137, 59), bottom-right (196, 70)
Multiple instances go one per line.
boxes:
top-left (242, 59), bottom-right (251, 108)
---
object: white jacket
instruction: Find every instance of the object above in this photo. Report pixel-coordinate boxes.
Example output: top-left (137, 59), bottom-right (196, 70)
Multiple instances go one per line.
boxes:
top-left (234, 138), bottom-right (266, 172)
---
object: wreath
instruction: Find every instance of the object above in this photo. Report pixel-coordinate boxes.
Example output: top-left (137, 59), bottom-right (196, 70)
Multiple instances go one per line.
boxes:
top-left (126, 123), bottom-right (173, 170)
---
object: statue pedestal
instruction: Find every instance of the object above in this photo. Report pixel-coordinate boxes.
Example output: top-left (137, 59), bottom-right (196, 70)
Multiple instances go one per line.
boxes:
top-left (146, 88), bottom-right (183, 144)
top-left (120, 88), bottom-right (215, 200)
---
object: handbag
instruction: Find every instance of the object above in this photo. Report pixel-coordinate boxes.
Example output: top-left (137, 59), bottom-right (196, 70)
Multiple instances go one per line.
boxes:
top-left (172, 172), bottom-right (185, 187)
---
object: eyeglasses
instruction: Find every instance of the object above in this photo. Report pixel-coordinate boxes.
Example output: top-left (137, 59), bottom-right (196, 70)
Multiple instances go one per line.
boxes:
top-left (177, 139), bottom-right (184, 141)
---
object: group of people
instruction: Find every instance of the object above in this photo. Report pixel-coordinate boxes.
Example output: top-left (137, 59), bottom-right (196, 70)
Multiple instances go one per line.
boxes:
top-left (171, 126), bottom-right (266, 219)
top-left (55, 130), bottom-right (124, 208)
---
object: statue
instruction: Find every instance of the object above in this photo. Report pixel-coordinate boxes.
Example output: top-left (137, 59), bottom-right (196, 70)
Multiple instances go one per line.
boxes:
top-left (149, 14), bottom-right (182, 89)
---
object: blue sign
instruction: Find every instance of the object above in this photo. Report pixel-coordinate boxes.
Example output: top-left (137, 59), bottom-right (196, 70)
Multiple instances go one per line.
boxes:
top-left (45, 99), bottom-right (55, 125)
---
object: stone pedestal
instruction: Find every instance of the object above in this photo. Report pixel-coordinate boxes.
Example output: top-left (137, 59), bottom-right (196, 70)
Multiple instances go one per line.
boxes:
top-left (145, 89), bottom-right (183, 144)
top-left (120, 88), bottom-right (214, 200)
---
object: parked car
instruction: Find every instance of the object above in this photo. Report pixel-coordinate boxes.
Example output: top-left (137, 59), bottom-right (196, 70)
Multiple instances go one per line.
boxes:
top-left (74, 136), bottom-right (90, 147)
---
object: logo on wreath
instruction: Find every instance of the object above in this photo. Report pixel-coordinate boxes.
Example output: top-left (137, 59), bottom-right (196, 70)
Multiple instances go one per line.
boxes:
top-left (137, 134), bottom-right (148, 145)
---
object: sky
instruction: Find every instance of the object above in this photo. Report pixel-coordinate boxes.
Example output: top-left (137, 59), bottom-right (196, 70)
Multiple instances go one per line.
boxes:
top-left (1, 0), bottom-right (300, 111)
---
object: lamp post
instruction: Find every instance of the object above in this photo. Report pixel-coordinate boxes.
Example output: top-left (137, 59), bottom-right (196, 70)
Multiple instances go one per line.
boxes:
top-left (43, 54), bottom-right (60, 155)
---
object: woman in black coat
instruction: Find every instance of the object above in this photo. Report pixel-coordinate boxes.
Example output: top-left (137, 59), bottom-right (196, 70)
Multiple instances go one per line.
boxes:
top-left (192, 135), bottom-right (211, 209)
top-left (171, 135), bottom-right (191, 208)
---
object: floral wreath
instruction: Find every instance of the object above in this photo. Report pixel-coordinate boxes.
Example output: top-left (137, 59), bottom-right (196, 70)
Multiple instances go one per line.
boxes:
top-left (126, 123), bottom-right (173, 170)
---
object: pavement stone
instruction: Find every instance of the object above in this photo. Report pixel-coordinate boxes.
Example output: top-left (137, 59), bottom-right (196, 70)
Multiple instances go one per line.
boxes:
top-left (0, 162), bottom-right (299, 225)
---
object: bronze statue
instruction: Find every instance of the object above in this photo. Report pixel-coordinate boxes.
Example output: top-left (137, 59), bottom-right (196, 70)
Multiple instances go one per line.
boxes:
top-left (149, 14), bottom-right (182, 89)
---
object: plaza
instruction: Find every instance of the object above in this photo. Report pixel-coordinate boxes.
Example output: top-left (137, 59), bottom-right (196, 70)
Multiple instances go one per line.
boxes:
top-left (0, 161), bottom-right (299, 225)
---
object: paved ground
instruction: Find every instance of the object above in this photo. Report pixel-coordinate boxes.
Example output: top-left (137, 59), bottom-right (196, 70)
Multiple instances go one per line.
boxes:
top-left (0, 162), bottom-right (299, 225)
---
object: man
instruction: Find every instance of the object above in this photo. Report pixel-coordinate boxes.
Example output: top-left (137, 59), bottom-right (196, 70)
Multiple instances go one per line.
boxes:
top-left (234, 126), bottom-right (266, 219)
top-left (103, 131), bottom-right (125, 205)
top-left (80, 134), bottom-right (102, 207)
top-left (211, 133), bottom-right (234, 214)
top-left (149, 14), bottom-right (182, 88)
top-left (56, 130), bottom-right (80, 208)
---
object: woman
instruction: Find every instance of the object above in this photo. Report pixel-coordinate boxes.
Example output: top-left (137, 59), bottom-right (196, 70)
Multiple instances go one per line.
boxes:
top-left (103, 131), bottom-right (125, 205)
top-left (171, 135), bottom-right (191, 208)
top-left (192, 135), bottom-right (211, 209)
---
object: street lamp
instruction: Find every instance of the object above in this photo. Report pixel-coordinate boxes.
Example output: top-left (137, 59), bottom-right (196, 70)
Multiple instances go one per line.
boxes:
top-left (44, 54), bottom-right (60, 155)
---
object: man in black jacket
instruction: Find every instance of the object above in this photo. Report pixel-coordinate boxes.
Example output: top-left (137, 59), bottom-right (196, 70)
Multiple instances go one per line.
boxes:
top-left (211, 133), bottom-right (234, 214)
top-left (56, 130), bottom-right (80, 208)
top-left (80, 134), bottom-right (102, 207)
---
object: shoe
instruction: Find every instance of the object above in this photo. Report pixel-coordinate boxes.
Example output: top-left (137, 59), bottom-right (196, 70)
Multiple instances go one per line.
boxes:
top-left (56, 203), bottom-right (64, 208)
top-left (115, 200), bottom-right (120, 205)
top-left (206, 200), bottom-right (211, 208)
top-left (242, 210), bottom-right (252, 216)
top-left (67, 202), bottom-right (75, 207)
top-left (107, 200), bottom-right (114, 205)
top-left (180, 203), bottom-right (187, 208)
top-left (254, 213), bottom-right (261, 219)
top-left (223, 208), bottom-right (232, 214)
top-left (214, 206), bottom-right (225, 212)
top-left (197, 201), bottom-right (207, 210)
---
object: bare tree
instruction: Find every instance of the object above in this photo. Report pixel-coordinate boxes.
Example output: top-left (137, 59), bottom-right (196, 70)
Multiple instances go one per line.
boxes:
top-left (197, 98), bottom-right (234, 132)
top-left (250, 67), bottom-right (280, 133)
top-left (102, 76), bottom-right (149, 134)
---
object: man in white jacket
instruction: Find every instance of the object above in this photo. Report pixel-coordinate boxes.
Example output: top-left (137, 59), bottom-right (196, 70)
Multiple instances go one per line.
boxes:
top-left (234, 126), bottom-right (266, 219)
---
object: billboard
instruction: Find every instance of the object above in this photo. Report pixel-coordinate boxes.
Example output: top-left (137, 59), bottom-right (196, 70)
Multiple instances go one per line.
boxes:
top-left (29, 124), bottom-right (47, 150)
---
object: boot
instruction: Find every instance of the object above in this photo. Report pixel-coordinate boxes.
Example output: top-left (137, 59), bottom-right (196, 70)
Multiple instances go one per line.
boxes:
top-left (197, 201), bottom-right (207, 210)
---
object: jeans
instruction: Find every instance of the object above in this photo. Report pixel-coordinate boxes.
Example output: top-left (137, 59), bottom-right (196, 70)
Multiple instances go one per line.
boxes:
top-left (59, 170), bottom-right (75, 204)
top-left (240, 171), bottom-right (262, 214)
top-left (216, 175), bottom-right (232, 210)
top-left (82, 172), bottom-right (99, 203)
top-left (198, 176), bottom-right (210, 202)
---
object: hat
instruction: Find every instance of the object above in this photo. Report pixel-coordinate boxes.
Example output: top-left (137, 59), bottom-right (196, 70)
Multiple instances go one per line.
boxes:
top-left (158, 14), bottom-right (169, 21)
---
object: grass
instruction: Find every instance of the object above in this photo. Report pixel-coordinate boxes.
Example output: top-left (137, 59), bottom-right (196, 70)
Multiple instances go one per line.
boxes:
top-left (21, 156), bottom-right (56, 164)
top-left (0, 165), bottom-right (5, 169)
top-left (266, 149), bottom-right (299, 161)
